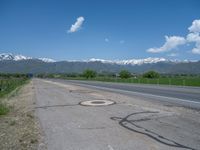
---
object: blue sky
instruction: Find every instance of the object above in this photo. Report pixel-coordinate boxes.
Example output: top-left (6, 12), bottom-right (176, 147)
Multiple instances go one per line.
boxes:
top-left (0, 0), bottom-right (200, 60)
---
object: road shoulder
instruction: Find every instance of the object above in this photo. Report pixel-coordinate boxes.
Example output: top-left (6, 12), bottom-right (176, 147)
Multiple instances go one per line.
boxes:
top-left (0, 80), bottom-right (44, 150)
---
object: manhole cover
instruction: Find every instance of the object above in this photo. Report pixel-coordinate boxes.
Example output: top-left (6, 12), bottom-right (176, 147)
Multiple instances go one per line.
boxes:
top-left (80, 100), bottom-right (115, 106)
top-left (91, 101), bottom-right (105, 104)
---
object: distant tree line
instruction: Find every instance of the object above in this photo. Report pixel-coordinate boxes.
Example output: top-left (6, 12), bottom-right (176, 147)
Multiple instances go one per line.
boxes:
top-left (36, 70), bottom-right (163, 79)
top-left (0, 73), bottom-right (32, 79)
top-left (36, 69), bottom-right (200, 79)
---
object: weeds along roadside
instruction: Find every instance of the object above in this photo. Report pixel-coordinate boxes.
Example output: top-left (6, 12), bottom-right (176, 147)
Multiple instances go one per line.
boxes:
top-left (0, 77), bottom-right (30, 115)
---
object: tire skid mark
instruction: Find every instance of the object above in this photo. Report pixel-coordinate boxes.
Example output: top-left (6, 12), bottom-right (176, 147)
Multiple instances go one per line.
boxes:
top-left (111, 111), bottom-right (196, 150)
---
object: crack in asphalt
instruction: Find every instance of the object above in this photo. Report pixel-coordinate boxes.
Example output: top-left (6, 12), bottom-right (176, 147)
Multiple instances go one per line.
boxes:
top-left (111, 111), bottom-right (196, 150)
top-left (78, 127), bottom-right (106, 130)
top-left (35, 104), bottom-right (78, 109)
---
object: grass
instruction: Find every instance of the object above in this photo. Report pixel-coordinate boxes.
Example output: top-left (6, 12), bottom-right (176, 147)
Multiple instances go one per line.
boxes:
top-left (0, 77), bottom-right (29, 115)
top-left (0, 78), bottom-right (28, 98)
top-left (61, 76), bottom-right (200, 87)
top-left (9, 120), bottom-right (16, 126)
top-left (0, 103), bottom-right (9, 115)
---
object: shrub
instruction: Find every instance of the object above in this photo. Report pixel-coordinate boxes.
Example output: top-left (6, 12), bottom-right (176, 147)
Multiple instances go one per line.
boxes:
top-left (83, 69), bottom-right (97, 79)
top-left (119, 70), bottom-right (131, 79)
top-left (143, 71), bottom-right (160, 78)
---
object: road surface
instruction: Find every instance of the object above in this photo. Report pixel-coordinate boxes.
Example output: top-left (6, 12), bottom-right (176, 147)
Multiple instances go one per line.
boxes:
top-left (49, 79), bottom-right (200, 109)
top-left (34, 79), bottom-right (200, 150)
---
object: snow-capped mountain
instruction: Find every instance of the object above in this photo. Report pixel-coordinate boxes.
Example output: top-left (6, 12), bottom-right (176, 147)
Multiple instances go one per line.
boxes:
top-left (0, 53), bottom-right (14, 60)
top-left (88, 57), bottom-right (167, 65)
top-left (0, 53), bottom-right (198, 65)
top-left (87, 58), bottom-right (198, 65)
top-left (0, 53), bottom-right (55, 63)
top-left (0, 53), bottom-right (31, 61)
top-left (0, 53), bottom-right (32, 61)
top-left (0, 53), bottom-right (199, 74)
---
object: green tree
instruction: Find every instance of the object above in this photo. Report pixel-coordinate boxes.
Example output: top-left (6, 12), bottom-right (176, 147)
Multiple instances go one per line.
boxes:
top-left (143, 70), bottom-right (160, 78)
top-left (83, 69), bottom-right (97, 79)
top-left (119, 70), bottom-right (131, 79)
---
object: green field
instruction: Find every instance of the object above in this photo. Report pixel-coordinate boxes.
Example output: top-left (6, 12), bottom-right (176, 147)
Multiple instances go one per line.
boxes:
top-left (0, 77), bottom-right (28, 115)
top-left (61, 76), bottom-right (200, 87)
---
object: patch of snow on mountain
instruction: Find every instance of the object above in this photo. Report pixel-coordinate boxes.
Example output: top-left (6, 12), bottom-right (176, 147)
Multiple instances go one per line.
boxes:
top-left (38, 58), bottom-right (56, 63)
top-left (14, 54), bottom-right (32, 61)
top-left (0, 53), bottom-right (14, 60)
top-left (89, 58), bottom-right (114, 64)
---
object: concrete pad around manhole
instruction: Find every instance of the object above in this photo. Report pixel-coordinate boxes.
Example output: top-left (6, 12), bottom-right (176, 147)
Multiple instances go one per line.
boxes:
top-left (79, 100), bottom-right (115, 106)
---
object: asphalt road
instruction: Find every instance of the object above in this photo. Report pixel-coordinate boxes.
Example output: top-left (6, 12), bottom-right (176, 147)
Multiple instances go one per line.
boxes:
top-left (49, 79), bottom-right (200, 109)
top-left (34, 79), bottom-right (200, 150)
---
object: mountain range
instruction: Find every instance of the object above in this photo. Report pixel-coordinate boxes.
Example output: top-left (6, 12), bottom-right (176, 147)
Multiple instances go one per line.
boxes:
top-left (0, 53), bottom-right (199, 74)
top-left (0, 53), bottom-right (55, 62)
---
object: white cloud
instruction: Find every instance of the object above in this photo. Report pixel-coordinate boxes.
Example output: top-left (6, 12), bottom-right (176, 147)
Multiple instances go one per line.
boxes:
top-left (188, 19), bottom-right (200, 33)
top-left (120, 40), bottom-right (125, 44)
top-left (146, 19), bottom-right (200, 55)
top-left (147, 36), bottom-right (186, 53)
top-left (185, 19), bottom-right (200, 54)
top-left (68, 16), bottom-right (85, 33)
top-left (167, 53), bottom-right (178, 57)
top-left (187, 32), bottom-right (200, 54)
top-left (187, 33), bottom-right (200, 42)
top-left (105, 38), bottom-right (109, 42)
top-left (191, 47), bottom-right (200, 54)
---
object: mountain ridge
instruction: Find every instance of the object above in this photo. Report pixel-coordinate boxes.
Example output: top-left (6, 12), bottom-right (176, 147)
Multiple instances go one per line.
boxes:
top-left (0, 53), bottom-right (199, 74)
top-left (0, 53), bottom-right (55, 63)
top-left (0, 53), bottom-right (198, 65)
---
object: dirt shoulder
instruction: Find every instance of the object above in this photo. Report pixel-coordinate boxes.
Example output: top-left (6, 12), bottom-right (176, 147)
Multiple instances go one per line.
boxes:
top-left (0, 80), bottom-right (44, 150)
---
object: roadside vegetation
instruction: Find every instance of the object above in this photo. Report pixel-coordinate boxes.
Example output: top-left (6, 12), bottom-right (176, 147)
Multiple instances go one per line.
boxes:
top-left (83, 69), bottom-right (97, 79)
top-left (119, 70), bottom-right (132, 79)
top-left (0, 103), bottom-right (9, 115)
top-left (0, 74), bottom-right (30, 115)
top-left (36, 70), bottom-right (200, 87)
top-left (0, 76), bottom-right (40, 150)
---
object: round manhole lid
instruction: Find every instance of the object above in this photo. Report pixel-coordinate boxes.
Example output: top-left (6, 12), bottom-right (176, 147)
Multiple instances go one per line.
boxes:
top-left (80, 100), bottom-right (115, 106)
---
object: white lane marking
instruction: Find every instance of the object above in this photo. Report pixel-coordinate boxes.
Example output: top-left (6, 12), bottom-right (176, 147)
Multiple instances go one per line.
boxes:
top-left (42, 80), bottom-right (72, 88)
top-left (70, 80), bottom-right (200, 94)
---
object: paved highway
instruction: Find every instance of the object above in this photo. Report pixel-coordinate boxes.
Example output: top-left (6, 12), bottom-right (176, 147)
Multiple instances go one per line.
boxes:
top-left (49, 79), bottom-right (200, 109)
top-left (34, 79), bottom-right (200, 150)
